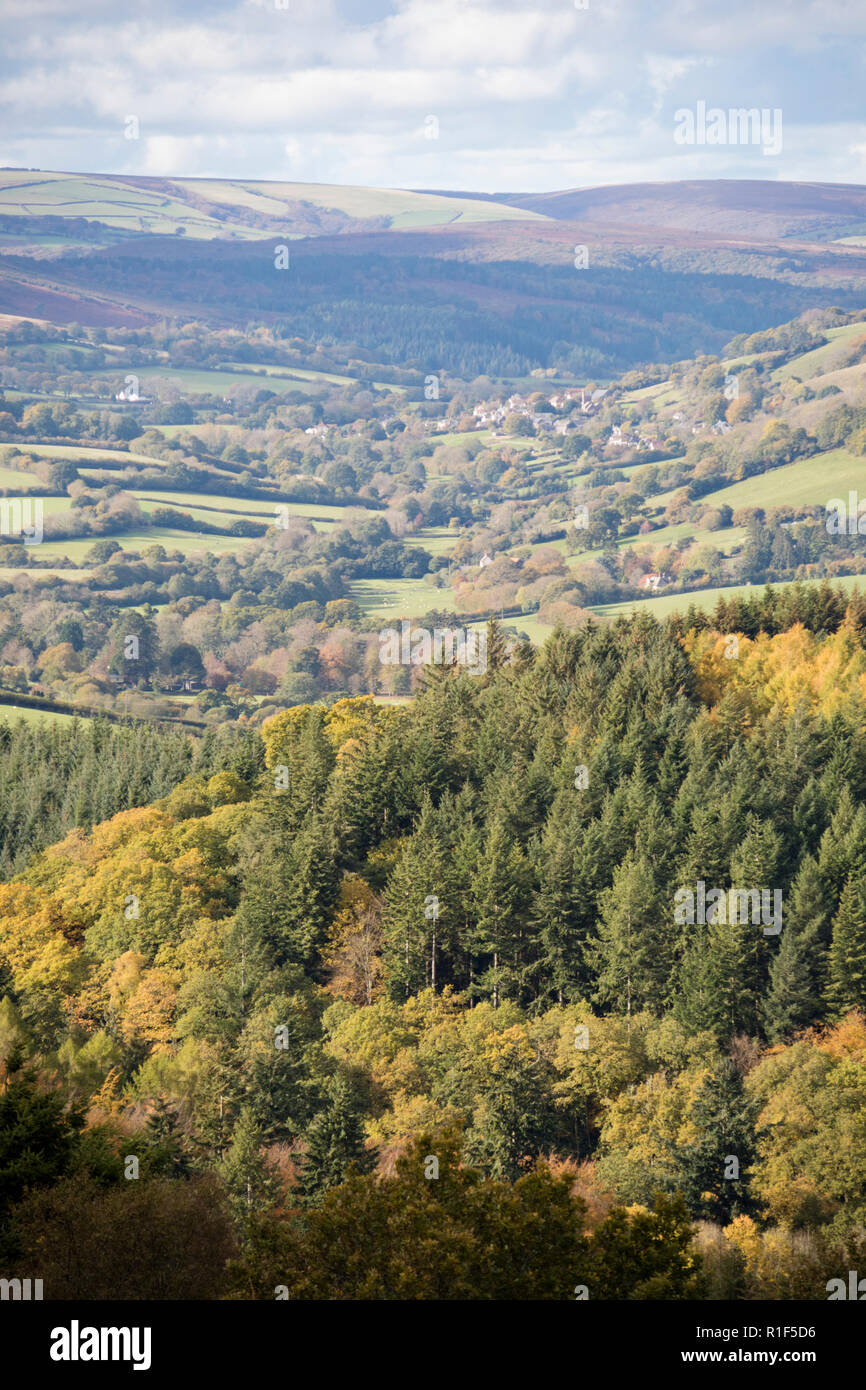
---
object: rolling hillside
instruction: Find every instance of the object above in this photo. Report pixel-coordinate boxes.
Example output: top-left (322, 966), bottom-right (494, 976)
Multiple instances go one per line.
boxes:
top-left (0, 170), bottom-right (545, 244)
top-left (494, 179), bottom-right (866, 241)
top-left (4, 173), bottom-right (866, 365)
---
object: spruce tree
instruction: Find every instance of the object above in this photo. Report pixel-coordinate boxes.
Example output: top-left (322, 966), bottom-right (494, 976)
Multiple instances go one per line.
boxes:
top-left (673, 922), bottom-right (717, 1036)
top-left (681, 805), bottom-right (730, 886)
top-left (762, 855), bottom-right (828, 1040)
top-left (144, 1096), bottom-right (191, 1177)
top-left (233, 806), bottom-right (339, 980)
top-left (218, 1106), bottom-right (281, 1217)
top-left (762, 924), bottom-right (819, 1042)
top-left (277, 814), bottom-right (339, 972)
top-left (702, 914), bottom-right (766, 1041)
top-left (827, 873), bottom-right (866, 1015)
top-left (593, 852), bottom-right (672, 1020)
top-left (483, 618), bottom-right (509, 677)
top-left (533, 802), bottom-right (587, 1006)
top-left (469, 816), bottom-right (533, 1007)
top-left (676, 1059), bottom-right (757, 1223)
top-left (817, 784), bottom-right (858, 897)
top-left (382, 798), bottom-right (456, 996)
top-left (297, 1075), bottom-right (374, 1205)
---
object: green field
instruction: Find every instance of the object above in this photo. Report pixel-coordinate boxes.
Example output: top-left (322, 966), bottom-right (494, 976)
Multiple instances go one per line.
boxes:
top-left (698, 449), bottom-right (865, 512)
top-left (99, 367), bottom-right (339, 398)
top-left (503, 614), bottom-right (554, 644)
top-left (428, 430), bottom-right (495, 450)
top-left (0, 564), bottom-right (94, 577)
top-left (466, 611), bottom-right (554, 645)
top-left (2, 494), bottom-right (70, 517)
top-left (0, 171), bottom-right (546, 245)
top-left (589, 572), bottom-right (866, 621)
top-left (0, 704), bottom-right (81, 727)
top-left (218, 362), bottom-right (406, 393)
top-left (773, 322), bottom-right (866, 381)
top-left (131, 489), bottom-right (273, 512)
top-left (31, 528), bottom-right (255, 562)
top-left (350, 575), bottom-right (456, 619)
top-left (615, 521), bottom-right (750, 555)
top-left (621, 381), bottom-right (678, 404)
top-left (405, 527), bottom-right (455, 556)
top-left (131, 494), bottom-right (347, 532)
top-left (0, 464), bottom-right (42, 487)
top-left (172, 178), bottom-right (546, 230)
top-left (21, 443), bottom-right (168, 467)
top-left (130, 490), bottom-right (279, 523)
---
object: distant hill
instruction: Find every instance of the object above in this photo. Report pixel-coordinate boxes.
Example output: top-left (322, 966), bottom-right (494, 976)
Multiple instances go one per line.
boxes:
top-left (487, 180), bottom-right (866, 241)
top-left (5, 172), bottom-right (866, 246)
top-left (3, 173), bottom-right (866, 374)
top-left (0, 170), bottom-right (544, 243)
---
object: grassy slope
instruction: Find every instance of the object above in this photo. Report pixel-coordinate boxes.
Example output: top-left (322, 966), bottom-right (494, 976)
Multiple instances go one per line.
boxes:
top-left (350, 575), bottom-right (456, 619)
top-left (20, 443), bottom-right (169, 467)
top-left (772, 322), bottom-right (866, 381)
top-left (0, 171), bottom-right (544, 240)
top-left (0, 706), bottom-right (81, 727)
top-left (590, 572), bottom-right (866, 620)
top-left (698, 448), bottom-right (864, 512)
top-left (32, 529), bottom-right (255, 561)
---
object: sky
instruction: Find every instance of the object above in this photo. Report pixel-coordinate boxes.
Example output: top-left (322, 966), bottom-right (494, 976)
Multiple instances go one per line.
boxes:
top-left (1, 0), bottom-right (865, 193)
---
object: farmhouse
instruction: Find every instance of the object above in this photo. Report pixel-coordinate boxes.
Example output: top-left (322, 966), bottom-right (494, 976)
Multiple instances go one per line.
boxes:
top-left (640, 572), bottom-right (671, 589)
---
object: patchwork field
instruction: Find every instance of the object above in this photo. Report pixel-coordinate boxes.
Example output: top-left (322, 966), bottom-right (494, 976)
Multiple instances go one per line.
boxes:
top-left (170, 178), bottom-right (545, 229)
top-left (0, 171), bottom-right (545, 247)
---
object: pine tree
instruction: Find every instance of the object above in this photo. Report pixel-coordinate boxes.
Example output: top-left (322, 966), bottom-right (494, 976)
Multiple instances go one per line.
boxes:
top-left (382, 798), bottom-right (456, 996)
top-left (218, 1106), bottom-right (281, 1217)
top-left (483, 618), bottom-right (509, 677)
top-left (533, 801), bottom-right (588, 1006)
top-left (144, 1096), bottom-right (191, 1177)
top-left (593, 853), bottom-right (672, 1021)
top-left (673, 921), bottom-right (717, 1037)
top-left (761, 855), bottom-right (828, 1040)
top-left (469, 816), bottom-right (533, 1006)
top-left (676, 1059), bottom-right (757, 1223)
top-left (297, 1075), bottom-right (374, 1205)
top-left (762, 924), bottom-right (819, 1042)
top-left (817, 784), bottom-right (859, 897)
top-left (826, 873), bottom-right (866, 1015)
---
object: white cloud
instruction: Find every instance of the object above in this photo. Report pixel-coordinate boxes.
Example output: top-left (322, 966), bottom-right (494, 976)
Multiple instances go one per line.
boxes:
top-left (0, 0), bottom-right (863, 188)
